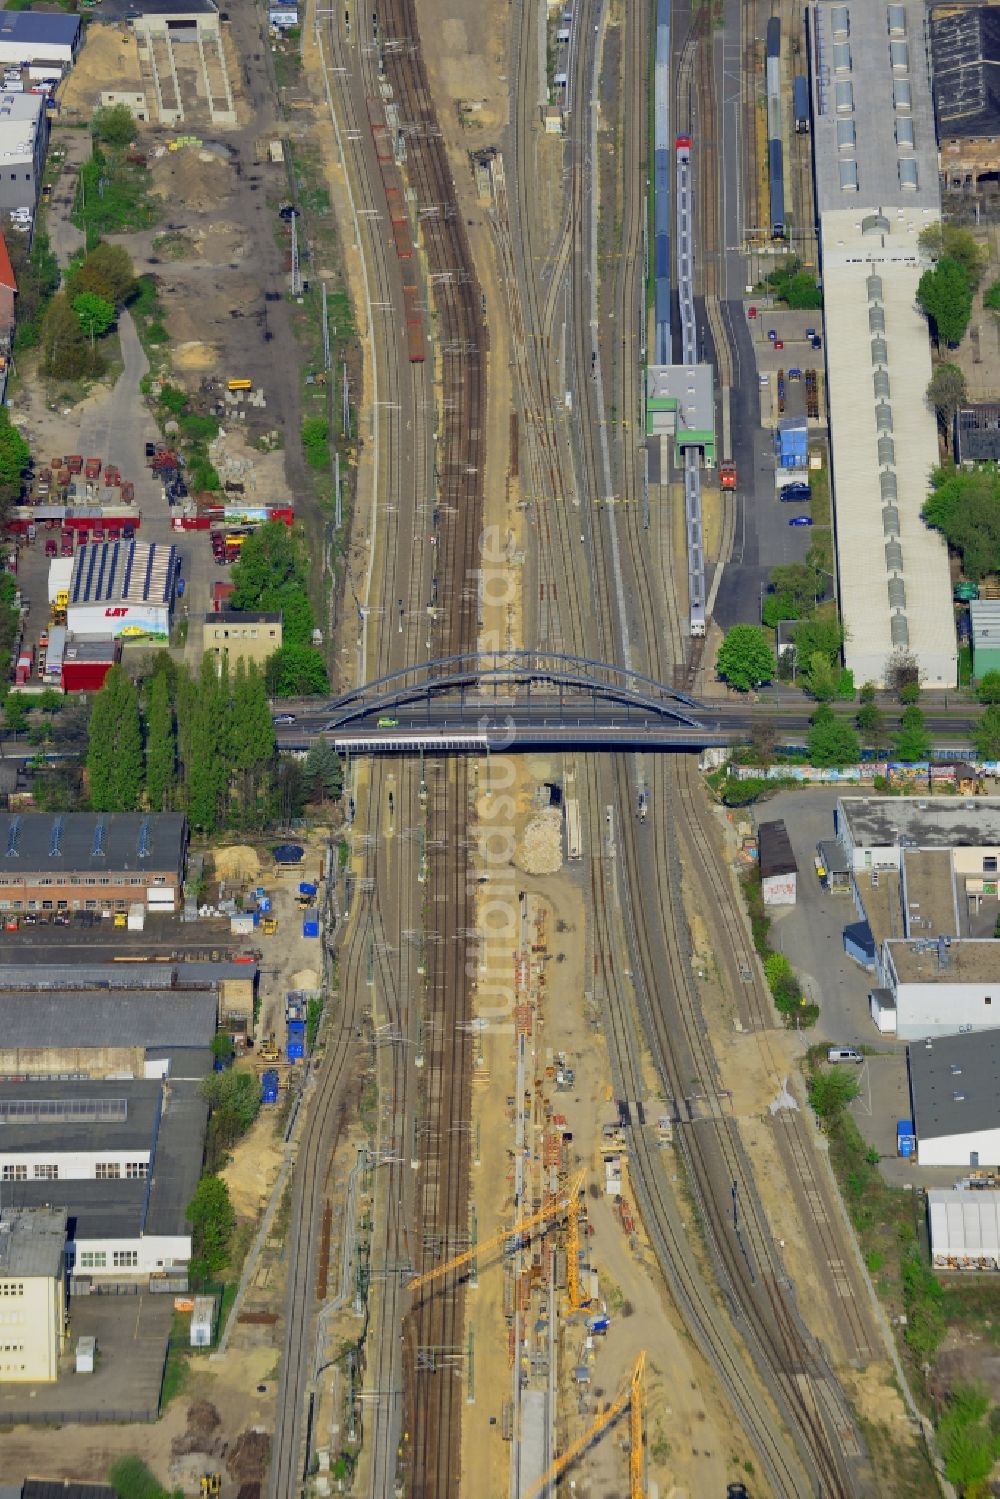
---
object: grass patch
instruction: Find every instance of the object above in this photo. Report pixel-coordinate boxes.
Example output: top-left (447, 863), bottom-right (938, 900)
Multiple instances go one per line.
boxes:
top-left (72, 145), bottom-right (157, 249)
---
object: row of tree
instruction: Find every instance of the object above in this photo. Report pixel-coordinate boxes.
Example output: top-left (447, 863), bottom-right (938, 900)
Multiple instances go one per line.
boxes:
top-left (83, 656), bottom-right (342, 831)
top-left (916, 223), bottom-right (986, 349)
top-left (41, 242), bottom-right (137, 381)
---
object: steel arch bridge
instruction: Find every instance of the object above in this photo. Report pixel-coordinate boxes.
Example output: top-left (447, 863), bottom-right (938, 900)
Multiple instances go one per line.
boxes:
top-left (320, 651), bottom-right (706, 729)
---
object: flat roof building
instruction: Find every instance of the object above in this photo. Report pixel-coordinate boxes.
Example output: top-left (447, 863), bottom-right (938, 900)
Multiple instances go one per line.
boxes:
top-left (0, 990), bottom-right (217, 1081)
top-left (809, 0), bottom-right (956, 689)
top-left (0, 811), bottom-right (186, 914)
top-left (908, 1030), bottom-right (1000, 1165)
top-left (0, 1077), bottom-right (206, 1278)
top-left (954, 404), bottom-right (1000, 463)
top-left (0, 1207), bottom-right (67, 1383)
top-left (0, 12), bottom-right (80, 66)
top-left (645, 364), bottom-right (716, 465)
top-left (0, 91), bottom-right (47, 213)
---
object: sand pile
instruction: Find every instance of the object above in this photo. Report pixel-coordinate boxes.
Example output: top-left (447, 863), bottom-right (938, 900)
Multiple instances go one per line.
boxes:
top-left (514, 808), bottom-right (563, 875)
top-left (214, 845), bottom-right (261, 883)
top-left (151, 149), bottom-right (232, 214)
top-left (60, 25), bottom-right (142, 107)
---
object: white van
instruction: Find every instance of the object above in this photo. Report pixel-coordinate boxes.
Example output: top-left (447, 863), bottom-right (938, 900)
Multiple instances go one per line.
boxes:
top-left (828, 1047), bottom-right (863, 1064)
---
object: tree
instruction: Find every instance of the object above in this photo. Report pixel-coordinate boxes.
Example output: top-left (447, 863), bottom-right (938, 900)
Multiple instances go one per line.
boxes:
top-left (938, 1383), bottom-right (1000, 1498)
top-left (716, 625), bottom-right (775, 692)
top-left (769, 561), bottom-right (822, 615)
top-left (974, 706), bottom-right (1000, 760)
top-left (186, 1174), bottom-right (236, 1281)
top-left (265, 644), bottom-right (329, 697)
top-left (917, 256), bottom-right (974, 347)
top-left (203, 1068), bottom-right (261, 1149)
top-left (181, 655), bottom-right (229, 832)
top-left (144, 668), bottom-right (176, 811)
top-left (808, 704), bottom-right (860, 768)
top-left (0, 410), bottom-right (29, 518)
top-left (793, 614), bottom-right (843, 668)
top-left (305, 739), bottom-right (343, 801)
top-left (74, 291), bottom-right (115, 347)
top-left (41, 292), bottom-right (103, 379)
top-left (894, 704), bottom-right (931, 762)
top-left (70, 242), bottom-right (136, 306)
top-left (3, 693), bottom-right (27, 733)
top-left (856, 700), bottom-right (888, 753)
top-left (859, 681), bottom-right (877, 705)
top-left (919, 223), bottom-right (988, 289)
top-left (977, 671), bottom-right (1000, 705)
top-left (229, 659), bottom-right (275, 826)
top-left (885, 649), bottom-right (921, 700)
top-left (927, 362), bottom-right (968, 446)
top-left (91, 103), bottom-right (137, 148)
top-left (808, 1067), bottom-right (861, 1125)
top-left (86, 666), bottom-right (143, 810)
top-left (273, 755), bottom-right (308, 823)
top-left (802, 651), bottom-right (839, 702)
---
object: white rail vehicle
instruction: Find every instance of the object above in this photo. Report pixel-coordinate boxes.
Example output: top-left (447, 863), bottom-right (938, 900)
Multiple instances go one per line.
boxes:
top-left (674, 135), bottom-right (706, 638)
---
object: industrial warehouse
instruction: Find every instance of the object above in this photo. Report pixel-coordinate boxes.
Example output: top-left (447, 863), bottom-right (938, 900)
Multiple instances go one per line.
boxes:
top-left (0, 812), bottom-right (186, 915)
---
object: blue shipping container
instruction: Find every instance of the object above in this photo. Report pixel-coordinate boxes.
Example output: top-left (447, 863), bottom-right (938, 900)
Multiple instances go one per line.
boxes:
top-left (261, 1069), bottom-right (280, 1104)
top-left (299, 881), bottom-right (318, 897)
top-left (303, 908), bottom-right (320, 938)
top-left (259, 896), bottom-right (271, 914)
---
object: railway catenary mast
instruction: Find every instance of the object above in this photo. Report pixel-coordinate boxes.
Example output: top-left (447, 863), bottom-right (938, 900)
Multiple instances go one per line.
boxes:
top-left (652, 0), bottom-right (671, 363)
top-left (766, 17), bottom-right (786, 238)
top-left (674, 135), bottom-right (706, 637)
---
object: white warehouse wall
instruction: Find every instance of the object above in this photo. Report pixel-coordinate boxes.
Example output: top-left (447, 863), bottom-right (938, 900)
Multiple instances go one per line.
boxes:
top-left (918, 1127), bottom-right (1000, 1168)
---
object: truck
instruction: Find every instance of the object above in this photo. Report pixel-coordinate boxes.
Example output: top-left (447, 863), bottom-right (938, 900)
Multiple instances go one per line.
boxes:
top-left (14, 646), bottom-right (32, 686)
top-left (65, 455), bottom-right (83, 475)
top-left (84, 458), bottom-right (101, 481)
top-left (286, 1018), bottom-right (305, 1062)
top-left (261, 1069), bottom-right (280, 1105)
top-left (719, 461), bottom-right (737, 491)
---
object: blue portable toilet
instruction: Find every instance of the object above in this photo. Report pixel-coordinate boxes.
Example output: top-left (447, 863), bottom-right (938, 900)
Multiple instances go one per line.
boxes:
top-left (897, 1119), bottom-right (916, 1158)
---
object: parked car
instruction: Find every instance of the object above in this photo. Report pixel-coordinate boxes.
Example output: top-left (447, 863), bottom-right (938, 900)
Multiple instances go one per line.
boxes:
top-left (780, 482), bottom-right (811, 501)
top-left (272, 713), bottom-right (296, 726)
top-left (44, 538), bottom-right (56, 557)
top-left (788, 515), bottom-right (814, 527)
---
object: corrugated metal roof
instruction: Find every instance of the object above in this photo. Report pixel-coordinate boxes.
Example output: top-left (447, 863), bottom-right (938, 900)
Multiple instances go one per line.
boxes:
top-left (0, 812), bottom-right (185, 873)
top-left (929, 1189), bottom-right (1000, 1256)
top-left (69, 541), bottom-right (176, 608)
top-left (0, 1206), bottom-right (67, 1280)
top-left (971, 599), bottom-right (1000, 651)
top-left (0, 11), bottom-right (79, 44)
top-left (0, 990), bottom-right (216, 1050)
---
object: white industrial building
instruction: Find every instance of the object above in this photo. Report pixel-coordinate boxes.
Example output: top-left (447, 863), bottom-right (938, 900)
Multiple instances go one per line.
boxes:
top-left (0, 1078), bottom-right (205, 1279)
top-left (881, 939), bottom-right (1000, 1039)
top-left (835, 795), bottom-right (1000, 876)
top-left (809, 1), bottom-right (956, 688)
top-left (0, 1207), bottom-right (67, 1383)
top-left (0, 91), bottom-right (48, 213)
top-left (928, 1189), bottom-right (1000, 1271)
top-left (908, 1031), bottom-right (1000, 1166)
top-left (67, 540), bottom-right (177, 641)
top-left (0, 12), bottom-right (80, 68)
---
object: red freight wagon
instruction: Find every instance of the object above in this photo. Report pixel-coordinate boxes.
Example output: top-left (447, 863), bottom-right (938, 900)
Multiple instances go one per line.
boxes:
top-left (403, 284), bottom-right (425, 363)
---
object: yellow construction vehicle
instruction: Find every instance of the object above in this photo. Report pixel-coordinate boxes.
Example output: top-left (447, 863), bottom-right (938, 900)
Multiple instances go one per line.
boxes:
top-left (258, 1033), bottom-right (281, 1062)
top-left (199, 1477), bottom-right (221, 1497)
top-left (524, 1352), bottom-right (646, 1499)
top-left (406, 1169), bottom-right (587, 1294)
top-left (261, 917), bottom-right (278, 936)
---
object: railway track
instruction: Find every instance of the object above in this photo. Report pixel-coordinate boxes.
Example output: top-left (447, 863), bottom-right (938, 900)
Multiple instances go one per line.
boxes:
top-left (373, 2), bottom-right (485, 1493)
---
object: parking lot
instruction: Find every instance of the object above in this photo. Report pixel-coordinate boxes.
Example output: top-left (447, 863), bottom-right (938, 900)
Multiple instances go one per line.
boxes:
top-left (0, 1291), bottom-right (172, 1425)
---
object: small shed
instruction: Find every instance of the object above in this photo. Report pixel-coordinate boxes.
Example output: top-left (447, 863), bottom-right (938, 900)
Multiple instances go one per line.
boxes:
top-left (75, 1335), bottom-right (95, 1373)
top-left (928, 1189), bottom-right (1000, 1270)
top-left (817, 839), bottom-right (851, 893)
top-left (757, 820), bottom-right (797, 905)
top-left (190, 1295), bottom-right (216, 1348)
top-left (869, 987), bottom-right (897, 1034)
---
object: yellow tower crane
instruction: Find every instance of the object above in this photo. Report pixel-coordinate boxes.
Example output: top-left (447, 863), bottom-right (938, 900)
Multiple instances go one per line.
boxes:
top-left (406, 1169), bottom-right (587, 1294)
top-left (523, 1352), bottom-right (646, 1499)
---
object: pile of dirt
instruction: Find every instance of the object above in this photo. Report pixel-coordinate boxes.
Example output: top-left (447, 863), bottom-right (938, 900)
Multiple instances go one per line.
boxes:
top-left (193, 221), bottom-right (250, 265)
top-left (173, 340), bottom-right (220, 372)
top-left (514, 808), bottom-right (563, 875)
top-left (290, 967), bottom-right (320, 990)
top-left (227, 1429), bottom-right (270, 1485)
top-left (214, 845), bottom-right (262, 884)
top-left (171, 1399), bottom-right (224, 1458)
top-left (151, 149), bottom-right (232, 214)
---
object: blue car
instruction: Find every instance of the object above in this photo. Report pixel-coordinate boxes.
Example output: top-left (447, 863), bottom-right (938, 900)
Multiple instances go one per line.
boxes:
top-left (788, 515), bottom-right (814, 527)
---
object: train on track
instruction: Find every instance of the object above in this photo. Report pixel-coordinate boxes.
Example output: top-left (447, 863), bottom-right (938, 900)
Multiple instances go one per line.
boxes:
top-left (652, 0), bottom-right (671, 363)
top-left (674, 134), bottom-right (706, 639)
top-left (765, 18), bottom-right (786, 240)
top-left (368, 94), bottom-right (426, 362)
